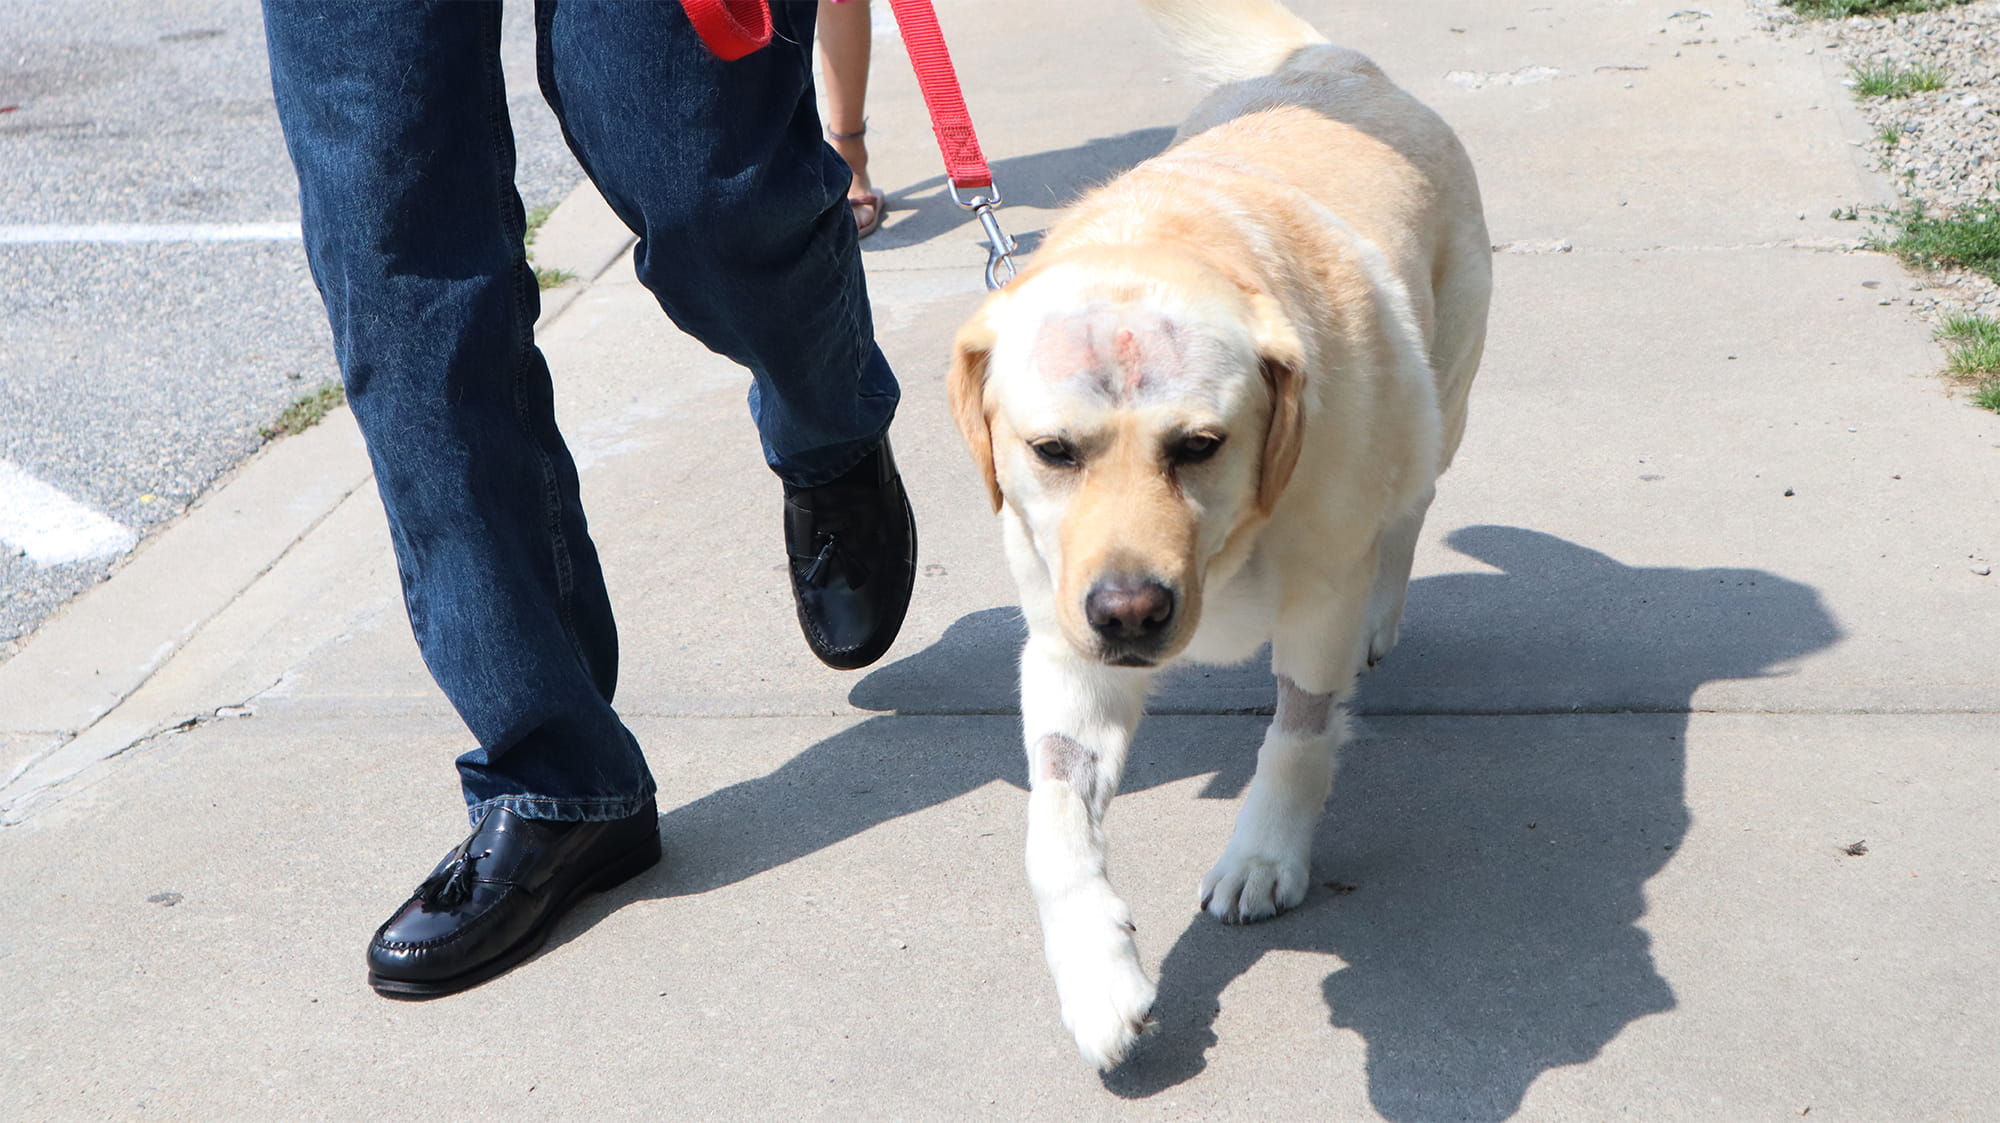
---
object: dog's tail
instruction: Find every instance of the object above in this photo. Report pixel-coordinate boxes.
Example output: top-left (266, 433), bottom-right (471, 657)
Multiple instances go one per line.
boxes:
top-left (1135, 0), bottom-right (1330, 86)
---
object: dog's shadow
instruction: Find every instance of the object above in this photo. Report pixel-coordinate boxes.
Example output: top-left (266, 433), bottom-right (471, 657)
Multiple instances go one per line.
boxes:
top-left (1106, 526), bottom-right (1841, 1117)
top-left (568, 526), bottom-right (1838, 1118)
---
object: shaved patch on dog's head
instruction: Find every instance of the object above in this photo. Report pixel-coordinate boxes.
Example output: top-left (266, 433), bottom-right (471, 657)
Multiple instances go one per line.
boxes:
top-left (1114, 328), bottom-right (1146, 391)
top-left (1028, 306), bottom-right (1186, 402)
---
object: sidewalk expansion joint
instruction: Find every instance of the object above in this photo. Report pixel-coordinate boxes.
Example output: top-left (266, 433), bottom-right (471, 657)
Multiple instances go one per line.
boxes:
top-left (1496, 236), bottom-right (1869, 256)
top-left (618, 705), bottom-right (2000, 719)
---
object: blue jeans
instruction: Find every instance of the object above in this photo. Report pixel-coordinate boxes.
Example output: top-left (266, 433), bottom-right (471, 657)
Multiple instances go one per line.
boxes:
top-left (263, 0), bottom-right (899, 823)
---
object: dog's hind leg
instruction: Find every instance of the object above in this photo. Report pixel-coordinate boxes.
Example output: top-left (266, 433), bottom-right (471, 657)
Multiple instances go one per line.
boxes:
top-left (1020, 634), bottom-right (1157, 1070)
top-left (1365, 483), bottom-right (1433, 668)
top-left (1202, 554), bottom-right (1370, 923)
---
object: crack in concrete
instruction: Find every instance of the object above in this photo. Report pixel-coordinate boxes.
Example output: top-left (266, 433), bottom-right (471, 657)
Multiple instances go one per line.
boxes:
top-left (0, 672), bottom-right (290, 827)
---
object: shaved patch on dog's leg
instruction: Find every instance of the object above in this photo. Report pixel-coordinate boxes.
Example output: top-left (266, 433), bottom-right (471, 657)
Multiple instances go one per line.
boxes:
top-left (1018, 640), bottom-right (1156, 1068)
top-left (1276, 674), bottom-right (1335, 737)
top-left (1036, 732), bottom-right (1100, 808)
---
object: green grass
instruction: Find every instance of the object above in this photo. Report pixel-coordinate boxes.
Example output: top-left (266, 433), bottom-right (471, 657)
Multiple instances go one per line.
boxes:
top-left (1849, 60), bottom-right (1949, 97)
top-left (1974, 379), bottom-right (2000, 413)
top-left (1932, 313), bottom-right (2000, 415)
top-left (1876, 123), bottom-right (1906, 149)
top-left (524, 203), bottom-right (575, 289)
top-left (1880, 200), bottom-right (2000, 282)
top-left (533, 264), bottom-right (577, 290)
top-left (525, 202), bottom-right (557, 246)
top-left (1785, 0), bottom-right (1966, 17)
top-left (259, 382), bottom-right (346, 441)
top-left (1938, 311), bottom-right (2000, 374)
top-left (1871, 212), bottom-right (2000, 417)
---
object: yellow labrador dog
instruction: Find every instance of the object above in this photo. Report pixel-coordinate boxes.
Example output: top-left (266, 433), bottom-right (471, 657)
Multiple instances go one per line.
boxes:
top-left (947, 0), bottom-right (1490, 1068)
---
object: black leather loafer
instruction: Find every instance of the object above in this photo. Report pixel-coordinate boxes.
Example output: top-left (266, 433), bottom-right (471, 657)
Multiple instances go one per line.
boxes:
top-left (367, 799), bottom-right (660, 999)
top-left (783, 439), bottom-right (917, 671)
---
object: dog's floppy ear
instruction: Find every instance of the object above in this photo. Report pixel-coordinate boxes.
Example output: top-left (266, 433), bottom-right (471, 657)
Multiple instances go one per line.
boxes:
top-left (948, 301), bottom-right (1004, 513)
top-left (1248, 292), bottom-right (1307, 515)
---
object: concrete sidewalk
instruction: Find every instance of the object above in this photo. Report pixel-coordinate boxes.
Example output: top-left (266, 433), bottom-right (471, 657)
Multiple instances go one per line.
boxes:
top-left (4, 0), bottom-right (1997, 1118)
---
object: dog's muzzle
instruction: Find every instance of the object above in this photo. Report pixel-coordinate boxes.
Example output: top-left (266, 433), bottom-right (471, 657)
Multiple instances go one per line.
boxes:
top-left (1083, 576), bottom-right (1175, 665)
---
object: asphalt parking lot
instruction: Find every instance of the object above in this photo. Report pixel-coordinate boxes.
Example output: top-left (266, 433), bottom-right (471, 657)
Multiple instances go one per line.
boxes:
top-left (0, 0), bottom-right (583, 657)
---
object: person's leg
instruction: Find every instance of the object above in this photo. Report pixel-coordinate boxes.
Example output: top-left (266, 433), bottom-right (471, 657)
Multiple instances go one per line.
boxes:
top-left (262, 0), bottom-right (653, 825)
top-left (538, 0), bottom-right (915, 670)
top-left (817, 0), bottom-right (881, 236)
top-left (264, 0), bottom-right (661, 1000)
top-left (537, 0), bottom-right (894, 485)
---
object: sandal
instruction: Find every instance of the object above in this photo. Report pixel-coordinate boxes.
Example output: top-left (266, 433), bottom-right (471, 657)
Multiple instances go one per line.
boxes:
top-left (828, 122), bottom-right (884, 239)
top-left (848, 190), bottom-right (885, 239)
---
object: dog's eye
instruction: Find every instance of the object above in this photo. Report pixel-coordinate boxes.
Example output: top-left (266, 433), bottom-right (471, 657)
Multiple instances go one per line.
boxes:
top-left (1031, 438), bottom-right (1079, 468)
top-left (1172, 433), bottom-right (1224, 465)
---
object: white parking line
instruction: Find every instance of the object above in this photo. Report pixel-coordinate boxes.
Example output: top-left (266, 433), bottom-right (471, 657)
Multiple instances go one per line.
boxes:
top-left (0, 458), bottom-right (138, 566)
top-left (0, 222), bottom-right (302, 245)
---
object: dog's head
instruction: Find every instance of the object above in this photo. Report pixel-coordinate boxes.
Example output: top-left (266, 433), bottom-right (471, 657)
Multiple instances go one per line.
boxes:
top-left (949, 244), bottom-right (1306, 667)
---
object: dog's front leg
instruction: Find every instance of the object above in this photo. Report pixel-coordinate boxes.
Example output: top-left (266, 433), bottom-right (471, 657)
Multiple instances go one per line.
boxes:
top-left (1201, 563), bottom-right (1371, 924)
top-left (1020, 633), bottom-right (1156, 1069)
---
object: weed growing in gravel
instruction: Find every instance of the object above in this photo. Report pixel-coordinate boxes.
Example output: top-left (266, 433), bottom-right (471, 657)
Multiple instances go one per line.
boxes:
top-left (533, 264), bottom-right (578, 290)
top-left (525, 202), bottom-right (556, 245)
top-left (1849, 60), bottom-right (1949, 98)
top-left (1876, 123), bottom-right (1906, 149)
top-left (1881, 200), bottom-right (2000, 281)
top-left (1938, 311), bottom-right (2000, 373)
top-left (260, 382), bottom-right (346, 441)
top-left (1933, 314), bottom-right (2000, 414)
top-left (1785, 0), bottom-right (1966, 17)
top-left (524, 202), bottom-right (576, 290)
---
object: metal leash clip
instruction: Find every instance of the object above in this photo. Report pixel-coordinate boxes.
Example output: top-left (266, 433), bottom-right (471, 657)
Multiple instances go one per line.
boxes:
top-left (950, 181), bottom-right (1018, 290)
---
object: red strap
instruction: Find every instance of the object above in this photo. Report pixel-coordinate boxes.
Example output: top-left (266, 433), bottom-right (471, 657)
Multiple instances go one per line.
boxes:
top-left (678, 0), bottom-right (997, 198)
top-left (679, 0), bottom-right (772, 61)
top-left (886, 0), bottom-right (994, 193)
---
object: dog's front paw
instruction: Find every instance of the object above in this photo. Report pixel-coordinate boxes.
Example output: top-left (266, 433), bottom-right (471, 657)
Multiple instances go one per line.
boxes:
top-left (1199, 848), bottom-right (1309, 924)
top-left (1059, 953), bottom-right (1158, 1069)
top-left (1042, 893), bottom-right (1157, 1069)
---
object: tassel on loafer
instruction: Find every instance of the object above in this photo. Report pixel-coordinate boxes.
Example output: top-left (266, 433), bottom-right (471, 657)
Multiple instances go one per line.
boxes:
top-left (366, 799), bottom-right (660, 998)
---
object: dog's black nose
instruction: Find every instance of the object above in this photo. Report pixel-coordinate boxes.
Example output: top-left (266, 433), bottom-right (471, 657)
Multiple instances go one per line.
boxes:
top-left (1085, 578), bottom-right (1175, 641)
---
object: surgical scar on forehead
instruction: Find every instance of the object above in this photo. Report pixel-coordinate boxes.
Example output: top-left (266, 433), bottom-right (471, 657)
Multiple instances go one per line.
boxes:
top-left (1035, 732), bottom-right (1099, 801)
top-left (1028, 309), bottom-right (1185, 399)
top-left (1276, 674), bottom-right (1335, 737)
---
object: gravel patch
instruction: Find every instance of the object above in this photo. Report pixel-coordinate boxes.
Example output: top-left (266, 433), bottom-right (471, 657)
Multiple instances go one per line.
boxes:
top-left (1764, 0), bottom-right (2000, 318)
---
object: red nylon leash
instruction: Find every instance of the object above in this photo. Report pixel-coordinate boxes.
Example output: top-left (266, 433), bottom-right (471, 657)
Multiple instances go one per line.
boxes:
top-left (882, 0), bottom-right (989, 192)
top-left (885, 0), bottom-right (1017, 288)
top-left (680, 0), bottom-right (772, 60)
top-left (679, 0), bottom-right (1016, 287)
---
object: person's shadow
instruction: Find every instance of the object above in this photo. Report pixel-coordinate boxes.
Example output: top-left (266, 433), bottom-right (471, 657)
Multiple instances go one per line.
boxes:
top-left (865, 126), bottom-right (1176, 253)
top-left (565, 526), bottom-right (1839, 1119)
